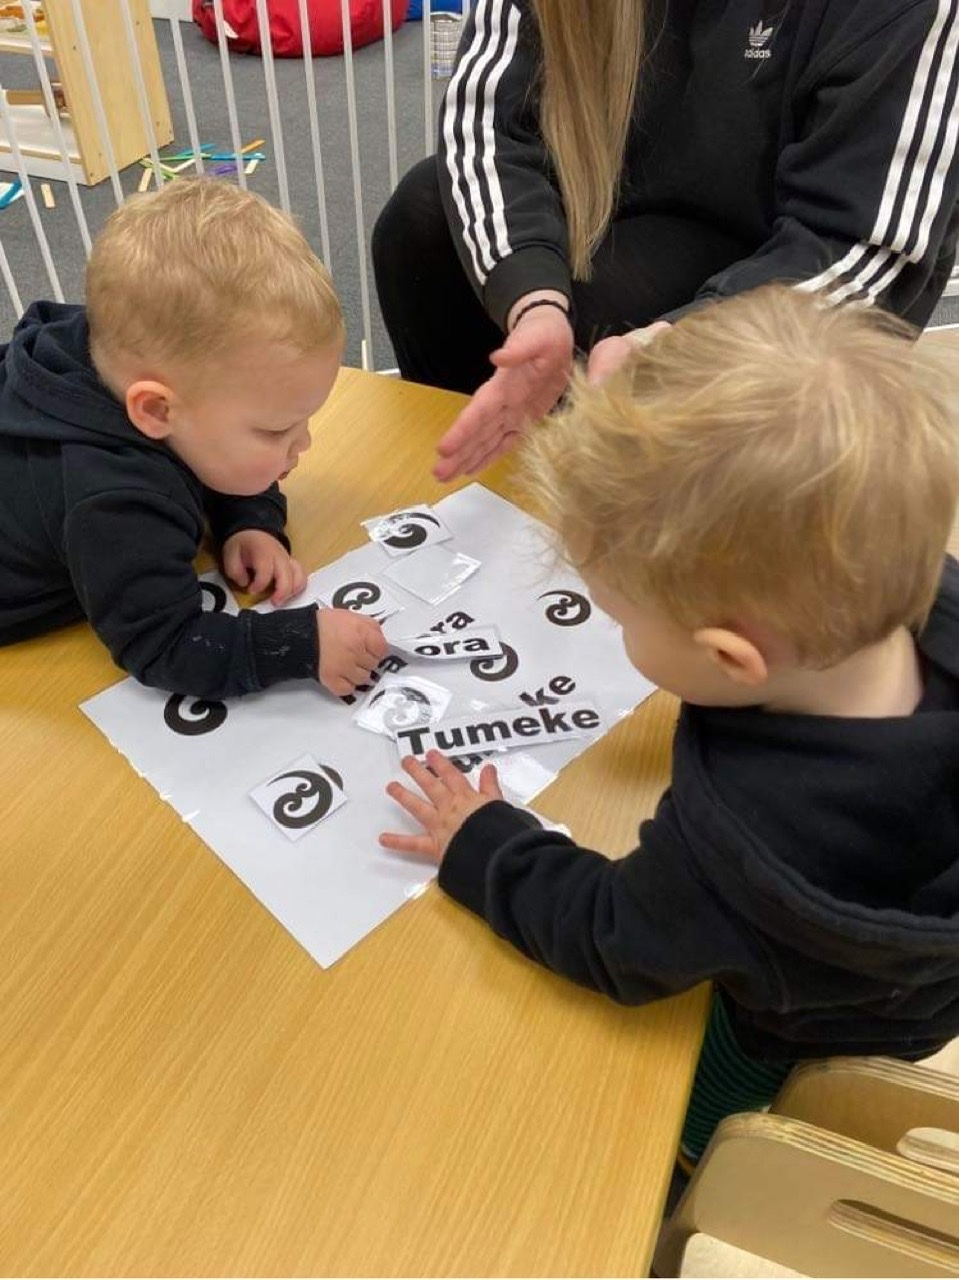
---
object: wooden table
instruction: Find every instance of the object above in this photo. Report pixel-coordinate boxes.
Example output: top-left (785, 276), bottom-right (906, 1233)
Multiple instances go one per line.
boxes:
top-left (0, 369), bottom-right (708, 1277)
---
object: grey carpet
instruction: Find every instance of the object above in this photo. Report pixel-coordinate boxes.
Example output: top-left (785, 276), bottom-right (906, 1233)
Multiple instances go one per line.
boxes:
top-left (0, 18), bottom-right (955, 370)
top-left (0, 16), bottom-right (439, 368)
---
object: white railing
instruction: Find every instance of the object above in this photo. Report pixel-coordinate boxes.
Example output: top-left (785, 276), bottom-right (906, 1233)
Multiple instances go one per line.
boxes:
top-left (0, 0), bottom-right (466, 369)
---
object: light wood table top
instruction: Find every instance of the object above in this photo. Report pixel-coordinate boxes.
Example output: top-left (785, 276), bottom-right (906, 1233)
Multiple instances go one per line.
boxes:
top-left (0, 368), bottom-right (708, 1277)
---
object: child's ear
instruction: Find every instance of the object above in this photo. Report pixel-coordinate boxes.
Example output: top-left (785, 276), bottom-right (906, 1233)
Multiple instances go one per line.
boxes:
top-left (126, 380), bottom-right (175, 440)
top-left (693, 627), bottom-right (769, 687)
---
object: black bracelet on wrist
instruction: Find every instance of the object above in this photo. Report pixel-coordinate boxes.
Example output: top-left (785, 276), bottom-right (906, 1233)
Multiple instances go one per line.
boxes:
top-left (508, 296), bottom-right (572, 332)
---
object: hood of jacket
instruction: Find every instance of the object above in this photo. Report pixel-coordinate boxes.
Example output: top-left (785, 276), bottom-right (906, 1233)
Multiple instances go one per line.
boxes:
top-left (0, 301), bottom-right (164, 452)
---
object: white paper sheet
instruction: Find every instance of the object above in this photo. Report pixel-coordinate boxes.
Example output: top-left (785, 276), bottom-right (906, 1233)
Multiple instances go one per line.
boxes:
top-left (81, 485), bottom-right (656, 968)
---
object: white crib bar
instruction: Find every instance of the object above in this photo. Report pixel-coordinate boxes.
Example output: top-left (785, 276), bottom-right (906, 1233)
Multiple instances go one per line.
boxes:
top-left (169, 14), bottom-right (205, 175)
top-left (118, 0), bottom-right (165, 192)
top-left (22, 1), bottom-right (91, 254)
top-left (422, 0), bottom-right (433, 156)
top-left (382, 0), bottom-right (399, 191)
top-left (340, 0), bottom-right (374, 368)
top-left (296, 0), bottom-right (332, 265)
top-left (0, 87), bottom-right (63, 300)
top-left (212, 0), bottom-right (248, 190)
top-left (0, 235), bottom-right (23, 316)
top-left (254, 0), bottom-right (291, 214)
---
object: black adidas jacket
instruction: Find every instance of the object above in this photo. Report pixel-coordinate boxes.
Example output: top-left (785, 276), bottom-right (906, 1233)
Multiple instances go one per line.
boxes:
top-left (439, 0), bottom-right (959, 331)
top-left (0, 302), bottom-right (320, 698)
top-left (439, 558), bottom-right (959, 1062)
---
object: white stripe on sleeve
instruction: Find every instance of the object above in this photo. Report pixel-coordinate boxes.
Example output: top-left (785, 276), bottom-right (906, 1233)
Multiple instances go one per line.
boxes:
top-left (798, 0), bottom-right (958, 306)
top-left (442, 0), bottom-right (520, 284)
top-left (442, 0), bottom-right (496, 284)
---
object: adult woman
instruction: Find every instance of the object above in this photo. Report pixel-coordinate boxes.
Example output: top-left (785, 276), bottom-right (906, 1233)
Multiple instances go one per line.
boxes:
top-left (372, 0), bottom-right (959, 480)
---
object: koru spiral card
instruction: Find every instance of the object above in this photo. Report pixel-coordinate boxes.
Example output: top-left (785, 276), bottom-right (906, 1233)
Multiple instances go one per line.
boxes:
top-left (81, 485), bottom-right (655, 968)
top-left (362, 504), bottom-right (453, 556)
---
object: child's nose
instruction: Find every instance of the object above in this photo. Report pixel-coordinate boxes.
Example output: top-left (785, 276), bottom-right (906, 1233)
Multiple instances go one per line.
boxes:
top-left (288, 425), bottom-right (311, 463)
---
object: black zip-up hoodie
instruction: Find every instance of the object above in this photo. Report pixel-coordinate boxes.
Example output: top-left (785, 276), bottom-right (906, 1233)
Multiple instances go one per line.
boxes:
top-left (440, 558), bottom-right (959, 1061)
top-left (0, 302), bottom-right (319, 698)
top-left (439, 0), bottom-right (959, 332)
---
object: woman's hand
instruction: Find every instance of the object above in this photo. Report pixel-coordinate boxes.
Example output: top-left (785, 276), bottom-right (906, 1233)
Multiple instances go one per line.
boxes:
top-left (433, 298), bottom-right (574, 482)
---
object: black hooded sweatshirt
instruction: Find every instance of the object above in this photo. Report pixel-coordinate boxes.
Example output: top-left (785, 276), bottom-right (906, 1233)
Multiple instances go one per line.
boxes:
top-left (439, 558), bottom-right (959, 1061)
top-left (0, 302), bottom-right (319, 698)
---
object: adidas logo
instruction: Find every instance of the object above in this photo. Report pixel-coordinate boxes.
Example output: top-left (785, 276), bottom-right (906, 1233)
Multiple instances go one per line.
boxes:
top-left (744, 21), bottom-right (773, 58)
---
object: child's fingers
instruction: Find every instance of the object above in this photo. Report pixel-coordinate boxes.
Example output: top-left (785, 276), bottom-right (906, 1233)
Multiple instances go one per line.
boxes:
top-left (363, 619), bottom-right (389, 659)
top-left (386, 778), bottom-right (437, 827)
top-left (364, 642), bottom-right (385, 669)
top-left (247, 554), bottom-right (276, 596)
top-left (270, 557), bottom-right (293, 603)
top-left (378, 830), bottom-right (438, 859)
top-left (425, 749), bottom-right (475, 794)
top-left (478, 762), bottom-right (503, 799)
top-left (289, 558), bottom-right (308, 597)
top-left (401, 754), bottom-right (454, 804)
top-left (222, 541), bottom-right (249, 587)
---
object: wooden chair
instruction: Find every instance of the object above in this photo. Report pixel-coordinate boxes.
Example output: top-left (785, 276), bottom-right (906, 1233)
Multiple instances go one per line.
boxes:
top-left (655, 1058), bottom-right (959, 1277)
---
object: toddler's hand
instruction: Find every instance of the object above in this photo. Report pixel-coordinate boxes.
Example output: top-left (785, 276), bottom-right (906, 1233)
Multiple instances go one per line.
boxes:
top-left (222, 529), bottom-right (307, 606)
top-left (380, 750), bottom-right (503, 863)
top-left (317, 607), bottom-right (388, 697)
top-left (587, 320), bottom-right (671, 384)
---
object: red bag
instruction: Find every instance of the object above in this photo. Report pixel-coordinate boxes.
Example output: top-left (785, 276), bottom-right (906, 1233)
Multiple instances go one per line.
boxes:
top-left (193, 0), bottom-right (408, 58)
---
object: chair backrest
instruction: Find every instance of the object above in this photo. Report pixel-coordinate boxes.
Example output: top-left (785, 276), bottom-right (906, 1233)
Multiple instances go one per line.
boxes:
top-left (772, 1056), bottom-right (959, 1174)
top-left (654, 1111), bottom-right (959, 1278)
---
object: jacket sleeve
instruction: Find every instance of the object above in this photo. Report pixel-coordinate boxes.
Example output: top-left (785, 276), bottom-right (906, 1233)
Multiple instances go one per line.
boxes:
top-left (203, 481), bottom-right (291, 551)
top-left (665, 2), bottom-right (959, 324)
top-left (438, 796), bottom-right (772, 1004)
top-left (64, 487), bottom-right (318, 698)
top-left (437, 0), bottom-right (572, 331)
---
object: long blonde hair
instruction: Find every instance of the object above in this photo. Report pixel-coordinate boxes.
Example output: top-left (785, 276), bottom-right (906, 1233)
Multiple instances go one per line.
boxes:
top-left (531, 0), bottom-right (644, 280)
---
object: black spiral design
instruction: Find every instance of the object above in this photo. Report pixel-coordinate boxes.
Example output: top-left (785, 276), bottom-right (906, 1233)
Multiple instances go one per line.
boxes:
top-left (538, 589), bottom-right (592, 627)
top-left (331, 581), bottom-right (382, 611)
top-left (163, 694), bottom-right (228, 736)
top-left (469, 642), bottom-right (519, 682)
top-left (382, 511), bottom-right (441, 549)
top-left (270, 768), bottom-right (341, 828)
top-left (368, 685), bottom-right (434, 730)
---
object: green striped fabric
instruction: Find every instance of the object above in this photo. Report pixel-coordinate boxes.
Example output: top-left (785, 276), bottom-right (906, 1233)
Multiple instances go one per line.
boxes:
top-left (680, 994), bottom-right (795, 1162)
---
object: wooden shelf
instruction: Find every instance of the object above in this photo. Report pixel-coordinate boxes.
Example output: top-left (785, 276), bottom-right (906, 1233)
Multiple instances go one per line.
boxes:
top-left (0, 31), bottom-right (54, 54)
top-left (0, 0), bottom-right (172, 185)
top-left (0, 101), bottom-right (83, 182)
top-left (0, 2), bottom-right (52, 54)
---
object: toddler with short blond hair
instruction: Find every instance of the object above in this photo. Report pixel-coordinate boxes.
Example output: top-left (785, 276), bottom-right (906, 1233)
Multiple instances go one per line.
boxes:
top-left (381, 285), bottom-right (959, 1163)
top-left (0, 179), bottom-right (386, 698)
